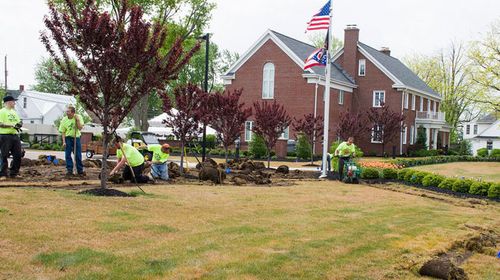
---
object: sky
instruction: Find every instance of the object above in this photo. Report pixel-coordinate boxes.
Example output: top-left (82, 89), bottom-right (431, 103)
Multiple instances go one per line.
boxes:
top-left (0, 0), bottom-right (499, 90)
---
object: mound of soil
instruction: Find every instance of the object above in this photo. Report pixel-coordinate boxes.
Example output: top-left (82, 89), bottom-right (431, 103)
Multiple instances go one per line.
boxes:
top-left (419, 256), bottom-right (467, 280)
top-left (78, 188), bottom-right (133, 197)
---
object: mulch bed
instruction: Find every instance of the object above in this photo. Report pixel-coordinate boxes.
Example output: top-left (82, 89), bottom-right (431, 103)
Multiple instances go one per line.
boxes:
top-left (78, 188), bottom-right (134, 197)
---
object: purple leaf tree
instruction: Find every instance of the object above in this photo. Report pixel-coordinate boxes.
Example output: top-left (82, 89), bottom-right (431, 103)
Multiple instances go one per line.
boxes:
top-left (207, 89), bottom-right (252, 162)
top-left (161, 84), bottom-right (207, 174)
top-left (253, 101), bottom-right (292, 168)
top-left (40, 0), bottom-right (199, 188)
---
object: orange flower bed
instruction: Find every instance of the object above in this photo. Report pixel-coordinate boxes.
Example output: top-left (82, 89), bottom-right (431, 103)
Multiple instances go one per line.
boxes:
top-left (359, 161), bottom-right (401, 169)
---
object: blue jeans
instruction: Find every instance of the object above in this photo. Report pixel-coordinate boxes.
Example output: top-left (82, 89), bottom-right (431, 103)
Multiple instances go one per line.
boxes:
top-left (65, 137), bottom-right (83, 174)
top-left (151, 162), bottom-right (169, 180)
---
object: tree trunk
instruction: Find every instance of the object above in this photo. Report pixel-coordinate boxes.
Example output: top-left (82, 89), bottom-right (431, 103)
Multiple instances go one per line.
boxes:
top-left (267, 147), bottom-right (271, 169)
top-left (100, 122), bottom-right (109, 189)
top-left (131, 95), bottom-right (150, 131)
top-left (224, 146), bottom-right (229, 163)
top-left (310, 139), bottom-right (315, 165)
top-left (180, 141), bottom-right (185, 175)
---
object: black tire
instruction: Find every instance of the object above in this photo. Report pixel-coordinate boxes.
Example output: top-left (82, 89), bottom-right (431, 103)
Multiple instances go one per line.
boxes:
top-left (86, 150), bottom-right (94, 159)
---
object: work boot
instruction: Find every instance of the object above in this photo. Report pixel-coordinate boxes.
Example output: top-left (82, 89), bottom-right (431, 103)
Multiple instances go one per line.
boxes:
top-left (65, 171), bottom-right (74, 177)
top-left (9, 174), bottom-right (21, 179)
top-left (77, 171), bottom-right (86, 177)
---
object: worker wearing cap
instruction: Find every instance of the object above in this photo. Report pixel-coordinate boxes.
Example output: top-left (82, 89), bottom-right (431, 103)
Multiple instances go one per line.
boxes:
top-left (147, 143), bottom-right (170, 181)
top-left (0, 96), bottom-right (23, 179)
top-left (59, 105), bottom-right (85, 176)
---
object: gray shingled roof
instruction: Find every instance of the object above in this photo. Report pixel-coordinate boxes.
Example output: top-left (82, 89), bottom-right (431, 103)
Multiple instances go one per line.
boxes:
top-left (270, 30), bottom-right (355, 85)
top-left (358, 42), bottom-right (440, 98)
top-left (477, 113), bottom-right (498, 123)
top-left (5, 90), bottom-right (21, 99)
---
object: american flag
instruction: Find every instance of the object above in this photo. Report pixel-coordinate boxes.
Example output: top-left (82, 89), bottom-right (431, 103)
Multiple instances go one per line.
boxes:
top-left (306, 1), bottom-right (331, 31)
top-left (304, 48), bottom-right (327, 70)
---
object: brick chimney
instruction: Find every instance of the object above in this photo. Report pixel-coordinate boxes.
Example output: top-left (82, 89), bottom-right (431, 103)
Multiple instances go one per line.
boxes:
top-left (380, 47), bottom-right (391, 56)
top-left (342, 24), bottom-right (360, 79)
top-left (19, 85), bottom-right (24, 91)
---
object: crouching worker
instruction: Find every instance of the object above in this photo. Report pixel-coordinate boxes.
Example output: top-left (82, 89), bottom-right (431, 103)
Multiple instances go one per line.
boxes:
top-left (147, 143), bottom-right (170, 181)
top-left (110, 136), bottom-right (151, 183)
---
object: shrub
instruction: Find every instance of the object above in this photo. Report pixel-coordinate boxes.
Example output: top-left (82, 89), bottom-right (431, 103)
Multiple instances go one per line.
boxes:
top-left (450, 140), bottom-right (472, 156)
top-left (438, 178), bottom-right (456, 190)
top-left (452, 179), bottom-right (473, 193)
top-left (249, 135), bottom-right (267, 159)
top-left (361, 168), bottom-right (380, 179)
top-left (382, 168), bottom-right (398, 179)
top-left (477, 148), bottom-right (488, 157)
top-left (287, 151), bottom-right (297, 157)
top-left (469, 182), bottom-right (492, 196)
top-left (422, 175), bottom-right (445, 188)
top-left (205, 134), bottom-right (217, 149)
top-left (31, 143), bottom-right (40, 150)
top-left (398, 169), bottom-right (410, 180)
top-left (410, 171), bottom-right (430, 185)
top-left (403, 170), bottom-right (418, 182)
top-left (491, 149), bottom-right (500, 157)
top-left (295, 134), bottom-right (311, 160)
top-left (488, 183), bottom-right (500, 198)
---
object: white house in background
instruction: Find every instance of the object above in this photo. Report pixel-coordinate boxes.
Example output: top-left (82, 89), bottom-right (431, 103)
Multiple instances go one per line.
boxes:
top-left (462, 113), bottom-right (500, 155)
top-left (6, 85), bottom-right (76, 142)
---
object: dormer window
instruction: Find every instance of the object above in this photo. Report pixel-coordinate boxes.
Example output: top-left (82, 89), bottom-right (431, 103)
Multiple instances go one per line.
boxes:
top-left (358, 59), bottom-right (366, 76)
top-left (262, 62), bottom-right (275, 99)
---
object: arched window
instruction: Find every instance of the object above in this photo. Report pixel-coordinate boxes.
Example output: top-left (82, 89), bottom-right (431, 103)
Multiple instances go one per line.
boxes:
top-left (262, 63), bottom-right (275, 99)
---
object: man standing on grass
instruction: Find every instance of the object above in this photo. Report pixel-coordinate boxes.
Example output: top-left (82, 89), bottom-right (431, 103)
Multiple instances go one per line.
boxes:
top-left (110, 136), bottom-right (152, 183)
top-left (0, 96), bottom-right (23, 180)
top-left (146, 143), bottom-right (170, 181)
top-left (334, 137), bottom-right (357, 181)
top-left (59, 105), bottom-right (85, 176)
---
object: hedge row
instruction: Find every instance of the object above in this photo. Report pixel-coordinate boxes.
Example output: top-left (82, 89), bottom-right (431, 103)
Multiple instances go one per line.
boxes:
top-left (360, 168), bottom-right (500, 199)
top-left (392, 155), bottom-right (500, 168)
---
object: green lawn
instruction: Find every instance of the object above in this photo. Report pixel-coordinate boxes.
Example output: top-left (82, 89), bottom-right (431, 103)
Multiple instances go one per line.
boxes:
top-left (410, 162), bottom-right (500, 182)
top-left (0, 182), bottom-right (498, 279)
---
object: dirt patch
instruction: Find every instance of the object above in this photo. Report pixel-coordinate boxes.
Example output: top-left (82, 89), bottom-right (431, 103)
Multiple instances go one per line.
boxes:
top-left (78, 188), bottom-right (133, 197)
top-left (418, 228), bottom-right (499, 280)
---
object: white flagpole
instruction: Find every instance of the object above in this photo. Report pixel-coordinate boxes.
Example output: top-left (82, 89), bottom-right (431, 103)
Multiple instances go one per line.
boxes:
top-left (319, 0), bottom-right (333, 178)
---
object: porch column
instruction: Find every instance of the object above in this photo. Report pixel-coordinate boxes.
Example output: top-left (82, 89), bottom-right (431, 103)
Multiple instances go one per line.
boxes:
top-left (433, 129), bottom-right (438, 149)
top-left (426, 126), bottom-right (431, 150)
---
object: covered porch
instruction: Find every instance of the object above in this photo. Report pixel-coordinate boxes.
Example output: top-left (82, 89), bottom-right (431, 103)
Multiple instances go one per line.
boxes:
top-left (416, 111), bottom-right (451, 150)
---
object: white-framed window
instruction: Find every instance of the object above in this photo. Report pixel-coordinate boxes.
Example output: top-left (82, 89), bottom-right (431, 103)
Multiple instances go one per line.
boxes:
top-left (358, 59), bottom-right (366, 76)
top-left (427, 99), bottom-right (431, 112)
top-left (419, 96), bottom-right (423, 112)
top-left (466, 124), bottom-right (470, 135)
top-left (402, 126), bottom-right (407, 145)
top-left (410, 125), bottom-right (415, 145)
top-left (473, 125), bottom-right (478, 135)
top-left (403, 92), bottom-right (409, 109)
top-left (373, 91), bottom-right (385, 107)
top-left (262, 62), bottom-right (275, 99)
top-left (338, 90), bottom-right (344, 105)
top-left (411, 94), bottom-right (416, 111)
top-left (371, 125), bottom-right (383, 143)
top-left (279, 126), bottom-right (290, 140)
top-left (245, 121), bottom-right (253, 142)
top-left (23, 97), bottom-right (27, 109)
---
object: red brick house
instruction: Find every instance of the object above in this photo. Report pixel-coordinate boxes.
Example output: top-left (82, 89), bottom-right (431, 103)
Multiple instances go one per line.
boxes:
top-left (222, 26), bottom-right (450, 156)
